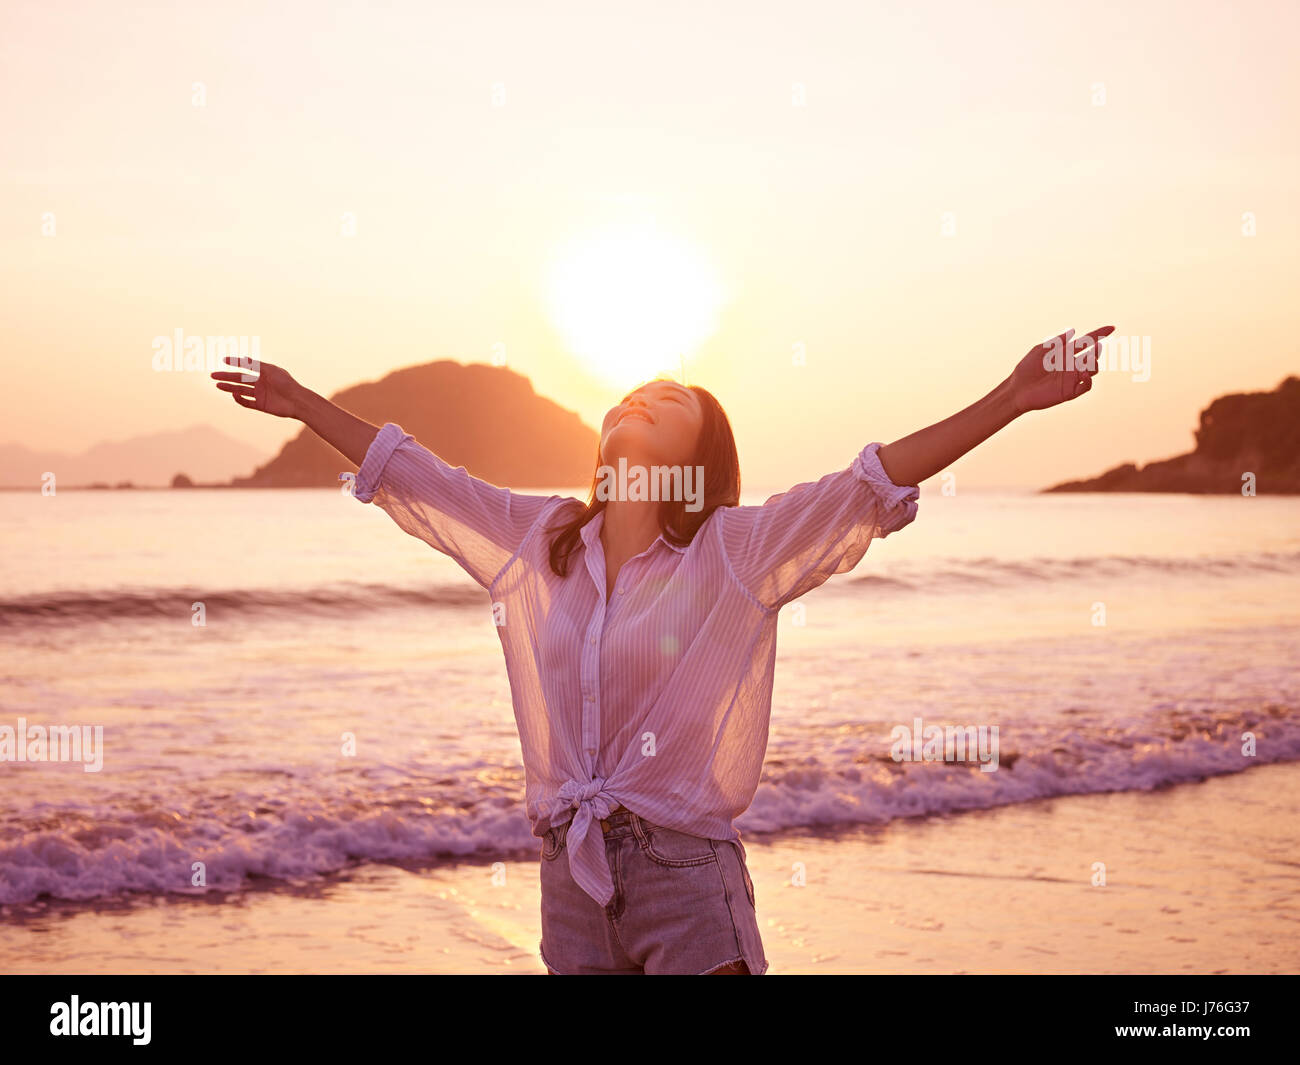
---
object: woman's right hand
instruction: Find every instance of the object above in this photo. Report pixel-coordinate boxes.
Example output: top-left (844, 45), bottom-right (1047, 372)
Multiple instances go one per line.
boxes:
top-left (210, 357), bottom-right (304, 419)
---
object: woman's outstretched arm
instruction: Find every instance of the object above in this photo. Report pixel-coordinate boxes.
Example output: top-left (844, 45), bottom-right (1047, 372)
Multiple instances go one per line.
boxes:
top-left (876, 325), bottom-right (1114, 488)
top-left (210, 356), bottom-right (378, 466)
top-left (210, 355), bottom-right (563, 590)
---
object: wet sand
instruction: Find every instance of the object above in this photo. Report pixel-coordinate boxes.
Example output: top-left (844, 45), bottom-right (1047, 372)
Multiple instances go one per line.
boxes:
top-left (3, 762), bottom-right (1297, 974)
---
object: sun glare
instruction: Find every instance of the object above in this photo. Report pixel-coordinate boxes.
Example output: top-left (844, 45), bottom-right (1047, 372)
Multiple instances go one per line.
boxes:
top-left (544, 221), bottom-right (725, 388)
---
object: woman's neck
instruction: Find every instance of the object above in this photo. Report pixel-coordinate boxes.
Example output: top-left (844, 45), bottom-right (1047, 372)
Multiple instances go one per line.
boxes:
top-left (600, 499), bottom-right (661, 561)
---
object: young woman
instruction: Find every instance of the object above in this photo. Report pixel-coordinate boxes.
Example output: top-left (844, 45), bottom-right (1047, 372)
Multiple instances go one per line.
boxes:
top-left (212, 324), bottom-right (1112, 974)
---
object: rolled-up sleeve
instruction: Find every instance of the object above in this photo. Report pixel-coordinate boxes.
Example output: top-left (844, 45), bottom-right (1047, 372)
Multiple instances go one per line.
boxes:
top-left (349, 422), bottom-right (563, 591)
top-left (717, 441), bottom-right (919, 610)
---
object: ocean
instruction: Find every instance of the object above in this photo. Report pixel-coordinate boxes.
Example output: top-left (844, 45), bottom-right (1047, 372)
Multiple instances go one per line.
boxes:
top-left (2, 484), bottom-right (1298, 911)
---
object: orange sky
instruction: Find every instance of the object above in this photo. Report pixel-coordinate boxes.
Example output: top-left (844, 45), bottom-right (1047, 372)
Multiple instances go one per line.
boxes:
top-left (3, 0), bottom-right (1296, 489)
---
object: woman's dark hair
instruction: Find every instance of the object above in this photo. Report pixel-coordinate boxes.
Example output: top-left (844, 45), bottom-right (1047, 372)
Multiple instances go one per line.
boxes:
top-left (545, 381), bottom-right (741, 578)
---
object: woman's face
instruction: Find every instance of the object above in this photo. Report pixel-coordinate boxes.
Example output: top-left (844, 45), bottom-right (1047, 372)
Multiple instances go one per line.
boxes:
top-left (599, 380), bottom-right (704, 469)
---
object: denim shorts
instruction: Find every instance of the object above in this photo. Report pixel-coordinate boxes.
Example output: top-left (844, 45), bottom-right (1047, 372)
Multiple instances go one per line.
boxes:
top-left (538, 807), bottom-right (769, 975)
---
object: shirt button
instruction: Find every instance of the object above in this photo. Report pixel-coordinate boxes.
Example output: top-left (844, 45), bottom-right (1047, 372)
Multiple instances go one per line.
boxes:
top-left (618, 587), bottom-right (625, 594)
top-left (590, 637), bottom-right (596, 644)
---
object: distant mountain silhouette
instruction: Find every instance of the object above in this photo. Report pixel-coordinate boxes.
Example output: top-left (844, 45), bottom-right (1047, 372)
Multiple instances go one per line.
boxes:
top-left (0, 424), bottom-right (270, 489)
top-left (1045, 376), bottom-right (1300, 493)
top-left (231, 361), bottom-right (598, 489)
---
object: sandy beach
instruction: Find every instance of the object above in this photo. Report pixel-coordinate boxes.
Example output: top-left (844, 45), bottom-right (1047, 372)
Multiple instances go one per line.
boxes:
top-left (4, 761), bottom-right (1296, 975)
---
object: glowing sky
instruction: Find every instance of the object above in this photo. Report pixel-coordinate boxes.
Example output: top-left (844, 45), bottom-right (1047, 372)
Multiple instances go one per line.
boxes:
top-left (3, 0), bottom-right (1296, 488)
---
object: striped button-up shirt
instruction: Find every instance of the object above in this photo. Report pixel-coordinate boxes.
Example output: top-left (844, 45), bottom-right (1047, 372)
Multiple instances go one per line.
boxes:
top-left (349, 422), bottom-right (920, 907)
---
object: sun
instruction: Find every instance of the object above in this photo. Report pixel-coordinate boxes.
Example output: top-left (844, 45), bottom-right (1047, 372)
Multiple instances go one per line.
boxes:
top-left (544, 221), bottom-right (725, 388)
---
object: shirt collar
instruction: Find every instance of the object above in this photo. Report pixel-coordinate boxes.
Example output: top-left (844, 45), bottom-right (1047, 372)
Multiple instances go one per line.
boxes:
top-left (580, 508), bottom-right (688, 556)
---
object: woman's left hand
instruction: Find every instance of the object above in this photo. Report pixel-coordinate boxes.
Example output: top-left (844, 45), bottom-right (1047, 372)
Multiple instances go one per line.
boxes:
top-left (1008, 325), bottom-right (1115, 414)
